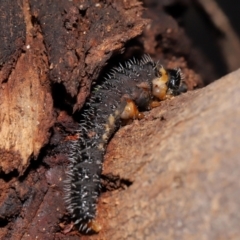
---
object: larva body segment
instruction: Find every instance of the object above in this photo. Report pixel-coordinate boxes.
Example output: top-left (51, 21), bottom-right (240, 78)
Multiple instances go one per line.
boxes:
top-left (64, 55), bottom-right (186, 233)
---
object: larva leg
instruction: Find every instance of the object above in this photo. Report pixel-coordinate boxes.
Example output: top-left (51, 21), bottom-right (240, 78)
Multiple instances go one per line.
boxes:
top-left (149, 100), bottom-right (161, 109)
top-left (86, 220), bottom-right (102, 233)
top-left (120, 99), bottom-right (144, 121)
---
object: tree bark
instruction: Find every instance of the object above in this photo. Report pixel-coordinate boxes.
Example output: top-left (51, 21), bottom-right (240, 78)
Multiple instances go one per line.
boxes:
top-left (96, 69), bottom-right (240, 240)
top-left (1, 1), bottom-right (236, 239)
top-left (0, 0), bottom-right (148, 174)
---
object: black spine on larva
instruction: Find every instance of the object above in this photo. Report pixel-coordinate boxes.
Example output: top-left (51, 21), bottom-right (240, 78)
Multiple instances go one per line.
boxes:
top-left (64, 55), bottom-right (159, 233)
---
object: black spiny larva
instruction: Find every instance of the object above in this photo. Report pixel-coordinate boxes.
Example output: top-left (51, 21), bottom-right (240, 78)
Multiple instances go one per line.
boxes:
top-left (64, 55), bottom-right (186, 233)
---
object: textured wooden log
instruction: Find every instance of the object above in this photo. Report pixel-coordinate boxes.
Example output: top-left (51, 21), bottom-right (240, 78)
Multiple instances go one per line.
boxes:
top-left (88, 69), bottom-right (240, 240)
top-left (1, 1), bottom-right (234, 239)
top-left (0, 0), bottom-right (54, 174)
top-left (0, 0), bottom-right (148, 174)
top-left (1, 63), bottom-right (239, 240)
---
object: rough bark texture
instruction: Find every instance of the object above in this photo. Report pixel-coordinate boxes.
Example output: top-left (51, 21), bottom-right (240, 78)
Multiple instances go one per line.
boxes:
top-left (0, 0), bottom-right (54, 174)
top-left (94, 69), bottom-right (240, 240)
top-left (0, 0), bottom-right (148, 174)
top-left (30, 0), bottom-right (149, 111)
top-left (1, 0), bottom-right (238, 239)
top-left (0, 0), bottom-right (149, 238)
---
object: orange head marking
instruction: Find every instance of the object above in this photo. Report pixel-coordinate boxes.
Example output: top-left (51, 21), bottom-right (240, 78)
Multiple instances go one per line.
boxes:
top-left (158, 66), bottom-right (169, 83)
top-left (152, 66), bottom-right (169, 100)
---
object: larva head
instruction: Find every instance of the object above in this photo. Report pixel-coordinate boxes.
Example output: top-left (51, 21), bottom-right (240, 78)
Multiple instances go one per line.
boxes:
top-left (167, 68), bottom-right (183, 93)
top-left (152, 65), bottom-right (185, 100)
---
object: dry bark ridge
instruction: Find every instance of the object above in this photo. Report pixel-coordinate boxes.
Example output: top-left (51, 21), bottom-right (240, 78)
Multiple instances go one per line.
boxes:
top-left (0, 0), bottom-right (148, 174)
top-left (0, 0), bottom-right (148, 238)
top-left (0, 0), bottom-right (54, 174)
top-left (1, 69), bottom-right (239, 239)
top-left (1, 0), bottom-right (239, 239)
top-left (93, 70), bottom-right (240, 240)
top-left (2, 71), bottom-right (238, 240)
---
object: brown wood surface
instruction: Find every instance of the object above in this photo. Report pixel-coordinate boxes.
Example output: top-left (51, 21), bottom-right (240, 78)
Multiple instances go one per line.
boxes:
top-left (1, 0), bottom-right (239, 239)
top-left (0, 0), bottom-right (148, 175)
top-left (94, 70), bottom-right (240, 240)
